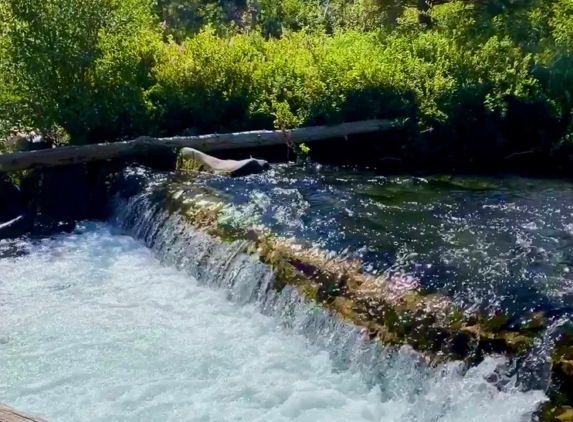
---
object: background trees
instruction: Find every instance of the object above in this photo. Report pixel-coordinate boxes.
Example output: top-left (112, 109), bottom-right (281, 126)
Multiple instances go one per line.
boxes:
top-left (0, 0), bottom-right (571, 161)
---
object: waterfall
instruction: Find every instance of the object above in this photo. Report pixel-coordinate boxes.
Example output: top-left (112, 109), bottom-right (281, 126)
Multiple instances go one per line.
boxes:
top-left (104, 168), bottom-right (548, 421)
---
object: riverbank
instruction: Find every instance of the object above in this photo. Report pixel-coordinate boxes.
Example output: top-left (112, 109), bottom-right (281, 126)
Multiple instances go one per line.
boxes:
top-left (2, 0), bottom-right (573, 175)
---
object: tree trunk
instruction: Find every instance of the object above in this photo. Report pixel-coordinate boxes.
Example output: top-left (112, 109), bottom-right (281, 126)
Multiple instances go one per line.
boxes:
top-left (417, 0), bottom-right (433, 27)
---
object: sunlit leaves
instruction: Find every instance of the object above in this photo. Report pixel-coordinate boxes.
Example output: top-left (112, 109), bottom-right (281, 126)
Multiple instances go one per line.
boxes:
top-left (2, 0), bottom-right (161, 142)
top-left (0, 0), bottom-right (572, 148)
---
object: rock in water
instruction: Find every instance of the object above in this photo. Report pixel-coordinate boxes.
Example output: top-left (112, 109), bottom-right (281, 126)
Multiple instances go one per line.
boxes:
top-left (0, 175), bottom-right (30, 239)
top-left (180, 148), bottom-right (270, 177)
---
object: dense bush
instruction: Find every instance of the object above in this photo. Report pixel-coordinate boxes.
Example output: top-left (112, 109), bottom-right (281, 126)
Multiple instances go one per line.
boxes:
top-left (0, 0), bottom-right (572, 167)
top-left (149, 27), bottom-right (535, 133)
top-left (1, 0), bottom-right (162, 144)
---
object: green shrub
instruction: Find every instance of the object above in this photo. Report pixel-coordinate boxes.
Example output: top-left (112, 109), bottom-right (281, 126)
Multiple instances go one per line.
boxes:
top-left (2, 0), bottom-right (162, 144)
top-left (149, 26), bottom-right (536, 137)
top-left (0, 0), bottom-right (572, 164)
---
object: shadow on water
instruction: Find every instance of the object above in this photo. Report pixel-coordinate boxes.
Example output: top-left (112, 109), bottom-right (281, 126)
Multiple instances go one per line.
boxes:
top-left (199, 164), bottom-right (573, 320)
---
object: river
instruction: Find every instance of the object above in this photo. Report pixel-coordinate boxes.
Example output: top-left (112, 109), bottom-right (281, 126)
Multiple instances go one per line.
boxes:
top-left (2, 164), bottom-right (570, 421)
top-left (202, 164), bottom-right (573, 318)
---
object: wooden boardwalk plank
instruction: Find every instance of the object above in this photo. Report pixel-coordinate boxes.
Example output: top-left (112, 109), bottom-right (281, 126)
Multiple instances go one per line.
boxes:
top-left (0, 404), bottom-right (47, 422)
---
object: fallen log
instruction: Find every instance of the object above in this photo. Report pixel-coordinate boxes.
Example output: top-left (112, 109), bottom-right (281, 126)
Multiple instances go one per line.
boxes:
top-left (0, 403), bottom-right (47, 422)
top-left (0, 119), bottom-right (398, 172)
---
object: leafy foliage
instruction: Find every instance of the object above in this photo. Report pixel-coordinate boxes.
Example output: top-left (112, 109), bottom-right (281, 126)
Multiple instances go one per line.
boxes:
top-left (0, 0), bottom-right (572, 164)
top-left (1, 0), bottom-right (161, 144)
top-left (149, 27), bottom-right (536, 135)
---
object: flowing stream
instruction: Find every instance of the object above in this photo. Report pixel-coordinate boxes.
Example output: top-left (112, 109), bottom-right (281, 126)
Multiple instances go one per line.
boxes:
top-left (202, 165), bottom-right (573, 318)
top-left (0, 225), bottom-right (546, 422)
top-left (2, 164), bottom-right (571, 421)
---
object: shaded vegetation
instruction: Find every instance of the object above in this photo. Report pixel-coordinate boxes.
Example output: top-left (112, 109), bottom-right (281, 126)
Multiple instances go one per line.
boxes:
top-left (1, 0), bottom-right (573, 170)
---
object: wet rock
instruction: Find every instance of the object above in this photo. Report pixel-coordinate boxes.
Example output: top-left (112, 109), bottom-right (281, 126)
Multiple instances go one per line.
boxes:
top-left (106, 165), bottom-right (155, 202)
top-left (0, 175), bottom-right (30, 239)
top-left (541, 405), bottom-right (573, 422)
top-left (447, 331), bottom-right (473, 358)
top-left (556, 407), bottom-right (573, 422)
top-left (556, 358), bottom-right (573, 376)
top-left (113, 166), bottom-right (573, 419)
top-left (180, 148), bottom-right (270, 177)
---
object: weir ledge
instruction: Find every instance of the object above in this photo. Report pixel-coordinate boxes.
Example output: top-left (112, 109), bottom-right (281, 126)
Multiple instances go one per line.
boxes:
top-left (109, 166), bottom-right (573, 421)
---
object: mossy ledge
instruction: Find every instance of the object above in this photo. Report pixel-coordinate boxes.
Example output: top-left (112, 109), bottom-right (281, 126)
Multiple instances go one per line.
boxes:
top-left (113, 168), bottom-right (572, 420)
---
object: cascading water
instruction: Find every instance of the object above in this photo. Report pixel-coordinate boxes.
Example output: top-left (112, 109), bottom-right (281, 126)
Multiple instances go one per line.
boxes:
top-left (515, 317), bottom-right (569, 392)
top-left (0, 167), bottom-right (557, 421)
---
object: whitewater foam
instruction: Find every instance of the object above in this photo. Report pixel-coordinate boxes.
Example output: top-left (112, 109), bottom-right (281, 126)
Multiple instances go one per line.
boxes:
top-left (0, 223), bottom-right (546, 422)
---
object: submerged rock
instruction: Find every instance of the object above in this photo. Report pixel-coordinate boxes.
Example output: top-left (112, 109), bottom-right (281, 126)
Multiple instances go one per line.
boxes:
top-left (556, 407), bottom-right (573, 421)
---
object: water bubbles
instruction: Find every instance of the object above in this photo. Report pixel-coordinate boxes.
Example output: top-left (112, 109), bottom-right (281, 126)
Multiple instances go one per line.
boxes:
top-left (34, 165), bottom-right (572, 420)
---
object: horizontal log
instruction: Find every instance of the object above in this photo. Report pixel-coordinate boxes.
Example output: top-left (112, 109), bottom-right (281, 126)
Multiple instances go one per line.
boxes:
top-left (0, 119), bottom-right (399, 172)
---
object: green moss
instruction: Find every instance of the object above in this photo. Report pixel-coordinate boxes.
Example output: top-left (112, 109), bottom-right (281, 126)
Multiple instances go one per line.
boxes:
top-left (521, 311), bottom-right (548, 332)
top-left (540, 404), bottom-right (573, 422)
top-left (176, 155), bottom-right (208, 173)
top-left (445, 308), bottom-right (465, 330)
top-left (501, 331), bottom-right (532, 353)
top-left (482, 312), bottom-right (510, 332)
top-left (555, 407), bottom-right (573, 422)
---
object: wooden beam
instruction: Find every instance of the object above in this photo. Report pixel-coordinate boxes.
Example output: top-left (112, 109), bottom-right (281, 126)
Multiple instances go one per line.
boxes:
top-left (0, 119), bottom-right (399, 172)
top-left (0, 404), bottom-right (47, 422)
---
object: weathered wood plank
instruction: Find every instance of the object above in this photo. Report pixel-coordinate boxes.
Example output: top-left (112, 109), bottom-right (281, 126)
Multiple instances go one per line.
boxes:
top-left (0, 119), bottom-right (399, 172)
top-left (0, 404), bottom-right (47, 422)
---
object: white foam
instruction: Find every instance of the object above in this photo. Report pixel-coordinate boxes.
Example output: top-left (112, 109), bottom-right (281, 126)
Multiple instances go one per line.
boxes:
top-left (0, 223), bottom-right (546, 422)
